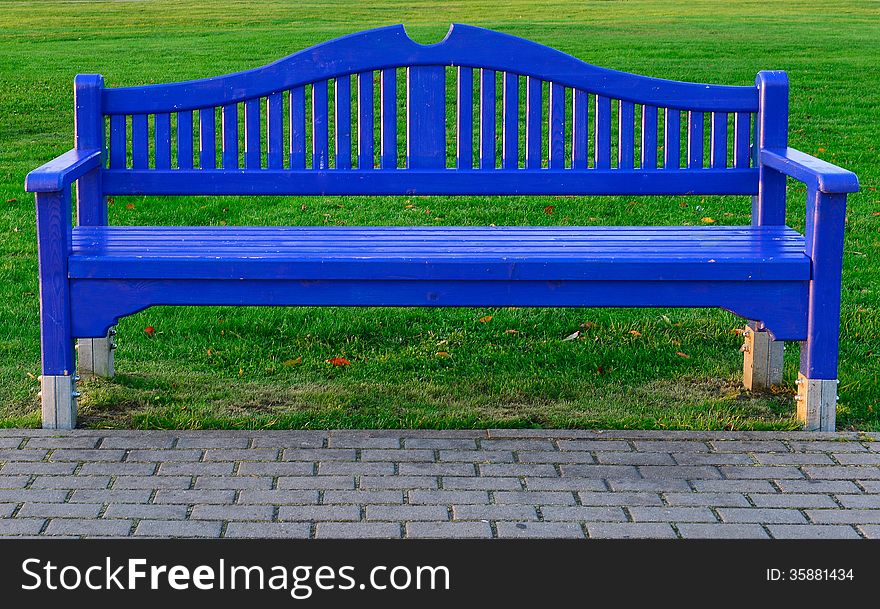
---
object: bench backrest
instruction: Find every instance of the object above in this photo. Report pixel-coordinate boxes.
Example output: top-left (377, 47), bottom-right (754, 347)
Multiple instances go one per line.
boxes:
top-left (74, 24), bottom-right (788, 203)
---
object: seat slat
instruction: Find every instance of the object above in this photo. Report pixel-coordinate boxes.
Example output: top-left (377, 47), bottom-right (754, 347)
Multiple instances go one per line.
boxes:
top-left (289, 87), bottom-right (306, 169)
top-left (549, 83), bottom-right (565, 169)
top-left (335, 75), bottom-right (352, 170)
top-left (154, 113), bottom-right (171, 170)
top-left (457, 67), bottom-right (474, 170)
top-left (312, 81), bottom-right (329, 169)
top-left (734, 111), bottom-right (751, 169)
top-left (594, 96), bottom-right (611, 169)
top-left (618, 101), bottom-right (635, 169)
top-left (525, 77), bottom-right (542, 169)
top-left (502, 73), bottom-right (518, 169)
top-left (688, 110), bottom-right (704, 169)
top-left (358, 71), bottom-right (374, 169)
top-left (131, 114), bottom-right (149, 169)
top-left (245, 99), bottom-right (261, 169)
top-left (177, 111), bottom-right (194, 170)
top-left (199, 108), bottom-right (216, 170)
top-left (480, 69), bottom-right (496, 170)
top-left (572, 90), bottom-right (588, 169)
top-left (109, 115), bottom-right (126, 169)
top-left (406, 66), bottom-right (445, 169)
top-left (267, 93), bottom-right (284, 169)
top-left (222, 104), bottom-right (239, 169)
top-left (380, 69), bottom-right (397, 169)
top-left (711, 112), bottom-right (728, 169)
top-left (641, 105), bottom-right (658, 169)
top-left (664, 109), bottom-right (680, 169)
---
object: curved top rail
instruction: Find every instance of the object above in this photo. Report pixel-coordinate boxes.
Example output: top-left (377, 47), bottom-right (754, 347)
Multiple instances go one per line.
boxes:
top-left (102, 24), bottom-right (758, 114)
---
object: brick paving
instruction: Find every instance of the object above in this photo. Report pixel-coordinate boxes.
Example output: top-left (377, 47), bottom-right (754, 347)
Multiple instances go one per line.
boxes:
top-left (0, 429), bottom-right (878, 539)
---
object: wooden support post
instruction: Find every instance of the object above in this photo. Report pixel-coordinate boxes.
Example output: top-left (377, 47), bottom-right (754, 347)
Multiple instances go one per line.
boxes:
top-left (742, 325), bottom-right (783, 391)
top-left (77, 327), bottom-right (116, 378)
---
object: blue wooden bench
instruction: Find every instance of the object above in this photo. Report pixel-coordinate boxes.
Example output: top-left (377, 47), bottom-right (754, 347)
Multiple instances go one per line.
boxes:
top-left (25, 24), bottom-right (858, 430)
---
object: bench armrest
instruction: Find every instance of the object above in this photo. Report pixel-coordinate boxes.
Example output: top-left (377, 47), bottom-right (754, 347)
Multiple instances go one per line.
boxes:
top-left (25, 149), bottom-right (102, 193)
top-left (759, 147), bottom-right (859, 194)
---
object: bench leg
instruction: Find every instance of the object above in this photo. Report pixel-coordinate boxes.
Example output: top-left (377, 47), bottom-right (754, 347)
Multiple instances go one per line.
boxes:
top-left (41, 375), bottom-right (78, 430)
top-left (742, 325), bottom-right (783, 391)
top-left (796, 375), bottom-right (837, 432)
top-left (78, 327), bottom-right (116, 378)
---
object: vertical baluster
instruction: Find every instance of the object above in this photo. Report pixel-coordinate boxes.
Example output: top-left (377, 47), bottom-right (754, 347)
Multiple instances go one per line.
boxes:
top-left (711, 112), bottom-right (728, 168)
top-left (502, 73), bottom-right (518, 169)
top-left (177, 111), bottom-right (193, 169)
top-left (618, 101), bottom-right (635, 169)
top-left (664, 109), bottom-right (681, 169)
top-left (154, 113), bottom-right (171, 169)
top-left (479, 69), bottom-right (495, 170)
top-left (335, 75), bottom-right (352, 170)
top-left (131, 114), bottom-right (149, 169)
top-left (289, 87), bottom-right (306, 169)
top-left (525, 77), bottom-right (542, 169)
top-left (199, 108), bottom-right (216, 169)
top-left (641, 105), bottom-right (658, 169)
top-left (109, 115), bottom-right (126, 169)
top-left (456, 67), bottom-right (474, 170)
top-left (244, 99), bottom-right (261, 169)
top-left (312, 80), bottom-right (329, 170)
top-left (406, 66), bottom-right (446, 169)
top-left (594, 96), bottom-right (611, 169)
top-left (688, 111), bottom-right (704, 169)
top-left (380, 69), bottom-right (397, 169)
top-left (267, 93), bottom-right (283, 169)
top-left (549, 83), bottom-right (565, 169)
top-left (734, 112), bottom-right (751, 169)
top-left (572, 90), bottom-right (588, 169)
top-left (358, 71), bottom-right (374, 169)
top-left (222, 104), bottom-right (238, 169)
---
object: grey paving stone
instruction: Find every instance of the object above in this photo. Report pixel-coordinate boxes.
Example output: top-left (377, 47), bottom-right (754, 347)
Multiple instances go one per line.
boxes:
top-left (190, 505), bottom-right (274, 521)
top-left (805, 509), bottom-right (880, 524)
top-left (481, 439), bottom-right (556, 451)
top-left (1, 462), bottom-right (77, 475)
top-left (80, 462), bottom-right (157, 476)
top-left (787, 440), bottom-right (867, 453)
top-left (0, 438), bottom-right (24, 449)
top-left (0, 475), bottom-right (30, 489)
top-left (832, 453), bottom-right (880, 465)
top-left (749, 493), bottom-right (837, 508)
top-left (452, 504), bottom-right (538, 521)
top-left (366, 505), bottom-right (449, 521)
top-left (104, 504), bottom-right (189, 520)
top-left (360, 476), bottom-right (438, 490)
top-left (559, 465), bottom-right (640, 479)
top-left (399, 462), bottom-right (476, 476)
top-left (225, 522), bottom-right (311, 538)
top-left (717, 508), bottom-right (807, 524)
top-left (0, 518), bottom-right (46, 536)
top-left (720, 466), bottom-right (804, 479)
top-left (406, 521), bottom-right (492, 538)
top-left (834, 494), bottom-right (880, 509)
top-left (203, 449), bottom-right (280, 461)
top-left (278, 476), bottom-right (355, 490)
top-left (775, 479), bottom-right (861, 494)
top-left (327, 436), bottom-right (400, 449)
top-left (70, 489), bottom-right (153, 503)
top-left (283, 449), bottom-right (356, 461)
top-left (524, 478), bottom-right (606, 491)
top-left (709, 440), bottom-right (788, 452)
top-left (672, 453), bottom-right (755, 466)
top-left (540, 506), bottom-right (627, 522)
top-left (857, 525), bottom-right (880, 539)
top-left (768, 524), bottom-right (861, 539)
top-left (442, 477), bottom-right (522, 490)
top-left (45, 519), bottom-right (133, 537)
top-left (518, 451), bottom-right (596, 464)
top-left (126, 449), bottom-right (202, 462)
top-left (27, 437), bottom-right (100, 449)
top-left (279, 505), bottom-right (360, 522)
top-left (237, 462), bottom-right (314, 476)
top-left (175, 437), bottom-right (250, 449)
top-left (587, 523), bottom-right (677, 539)
top-left (639, 466), bottom-right (722, 480)
top-left (154, 490), bottom-right (236, 504)
top-left (0, 503), bottom-right (15, 518)
top-left (577, 491), bottom-right (664, 506)
top-left (361, 449), bottom-right (434, 462)
top-left (318, 461), bottom-right (395, 475)
top-left (556, 440), bottom-right (631, 452)
top-left (100, 436), bottom-right (175, 449)
top-left (135, 520), bottom-right (222, 538)
top-left (323, 490), bottom-right (404, 504)
top-left (496, 521), bottom-right (584, 538)
top-left (0, 489), bottom-right (69, 503)
top-left (677, 523), bottom-right (769, 539)
top-left (632, 441), bottom-right (709, 452)
top-left (250, 432), bottom-right (326, 449)
top-left (803, 466), bottom-right (880, 480)
top-left (18, 503), bottom-right (103, 518)
top-left (316, 522), bottom-right (401, 538)
top-left (630, 507), bottom-right (718, 523)
top-left (195, 476), bottom-right (273, 490)
top-left (493, 491), bottom-right (576, 506)
top-left (407, 490), bottom-right (488, 505)
top-left (753, 453), bottom-right (835, 465)
top-left (1, 449), bottom-right (49, 461)
top-left (49, 449), bottom-right (122, 462)
top-left (158, 462), bottom-right (236, 476)
top-left (596, 452), bottom-right (675, 466)
top-left (404, 438), bottom-right (478, 450)
top-left (113, 476), bottom-right (191, 489)
top-left (237, 490), bottom-right (320, 505)
top-left (663, 492), bottom-right (750, 507)
top-left (856, 480), bottom-right (880, 493)
top-left (31, 476), bottom-right (111, 489)
top-left (608, 479), bottom-right (691, 492)
top-left (439, 450), bottom-right (514, 463)
top-left (479, 463), bottom-right (558, 477)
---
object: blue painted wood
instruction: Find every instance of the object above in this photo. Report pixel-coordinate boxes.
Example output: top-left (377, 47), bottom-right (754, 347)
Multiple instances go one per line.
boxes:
top-left (479, 69), bottom-right (496, 170)
top-left (358, 71), bottom-right (374, 169)
top-left (572, 90), bottom-right (589, 169)
top-left (109, 115), bottom-right (126, 170)
top-left (641, 105), bottom-right (658, 169)
top-left (335, 75), bottom-right (352, 170)
top-left (222, 103), bottom-right (239, 169)
top-left (380, 69), bottom-right (397, 169)
top-left (711, 112), bottom-right (728, 169)
top-left (267, 93), bottom-right (284, 169)
top-left (312, 81), bottom-right (329, 169)
top-left (74, 75), bottom-right (106, 226)
top-left (199, 108), bottom-right (216, 170)
top-left (154, 112), bottom-right (171, 170)
top-left (502, 73), bottom-right (518, 169)
top-left (131, 114), bottom-right (149, 169)
top-left (760, 148), bottom-right (859, 193)
top-left (664, 109), bottom-right (681, 169)
top-left (525, 77), bottom-right (542, 169)
top-left (594, 96), bottom-right (611, 169)
top-left (456, 67), bottom-right (473, 170)
top-left (618, 100), bottom-right (635, 169)
top-left (734, 112), bottom-right (750, 169)
top-left (289, 87), bottom-right (306, 169)
top-left (753, 71), bottom-right (788, 225)
top-left (407, 66), bottom-right (445, 169)
top-left (687, 111), bottom-right (704, 169)
top-left (245, 98), bottom-right (261, 169)
top-left (177, 110), bottom-right (194, 170)
top-left (25, 149), bottom-right (102, 192)
top-left (549, 83), bottom-right (565, 169)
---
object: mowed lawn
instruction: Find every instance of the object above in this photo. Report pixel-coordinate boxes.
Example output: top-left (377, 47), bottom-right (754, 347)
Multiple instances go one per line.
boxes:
top-left (0, 1), bottom-right (877, 430)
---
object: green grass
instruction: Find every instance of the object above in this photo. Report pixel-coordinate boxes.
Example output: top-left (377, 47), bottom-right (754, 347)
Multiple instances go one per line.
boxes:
top-left (1, 1), bottom-right (878, 430)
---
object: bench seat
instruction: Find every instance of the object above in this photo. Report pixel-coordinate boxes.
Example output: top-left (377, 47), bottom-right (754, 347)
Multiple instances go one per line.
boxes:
top-left (69, 225), bottom-right (809, 282)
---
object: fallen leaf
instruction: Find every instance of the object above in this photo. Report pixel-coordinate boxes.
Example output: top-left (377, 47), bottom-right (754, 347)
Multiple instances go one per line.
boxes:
top-left (675, 351), bottom-right (691, 359)
top-left (701, 217), bottom-right (715, 224)
top-left (629, 330), bottom-right (642, 337)
top-left (730, 328), bottom-right (746, 335)
top-left (126, 203), bottom-right (135, 210)
top-left (580, 322), bottom-right (595, 330)
top-left (239, 367), bottom-right (244, 376)
top-left (5, 198), bottom-right (17, 203)
top-left (562, 331), bottom-right (580, 342)
top-left (282, 357), bottom-right (303, 367)
top-left (327, 357), bottom-right (351, 367)
top-left (596, 365), bottom-right (605, 375)
top-left (543, 205), bottom-right (555, 215)
top-left (436, 351), bottom-right (450, 357)
top-left (504, 329), bottom-right (520, 335)
top-left (301, 204), bottom-right (307, 211)
top-left (818, 147), bottom-right (826, 153)
top-left (679, 202), bottom-right (688, 208)
top-left (478, 315), bottom-right (493, 323)
top-left (144, 326), bottom-right (155, 336)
